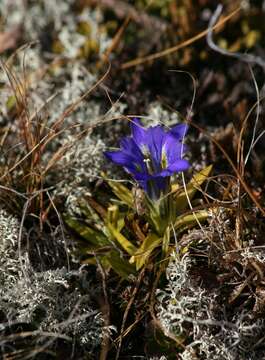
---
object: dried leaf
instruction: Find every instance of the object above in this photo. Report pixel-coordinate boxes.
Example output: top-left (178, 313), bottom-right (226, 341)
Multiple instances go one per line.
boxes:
top-left (108, 181), bottom-right (134, 208)
top-left (0, 26), bottom-right (21, 54)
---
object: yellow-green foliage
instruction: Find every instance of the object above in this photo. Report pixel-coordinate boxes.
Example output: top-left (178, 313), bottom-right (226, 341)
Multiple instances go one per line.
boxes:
top-left (65, 166), bottom-right (211, 277)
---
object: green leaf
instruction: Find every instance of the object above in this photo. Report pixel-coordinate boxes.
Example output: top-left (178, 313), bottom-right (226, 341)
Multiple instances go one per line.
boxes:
top-left (78, 201), bottom-right (103, 225)
top-left (6, 95), bottom-right (16, 111)
top-left (175, 165), bottom-right (212, 212)
top-left (64, 216), bottom-right (108, 246)
top-left (174, 210), bottom-right (209, 231)
top-left (107, 251), bottom-right (136, 279)
top-left (130, 233), bottom-right (161, 270)
top-left (107, 204), bottom-right (125, 232)
top-left (146, 196), bottom-right (170, 236)
top-left (162, 226), bottom-right (170, 256)
top-left (78, 245), bottom-right (113, 256)
top-left (107, 222), bottom-right (137, 255)
top-left (108, 181), bottom-right (134, 208)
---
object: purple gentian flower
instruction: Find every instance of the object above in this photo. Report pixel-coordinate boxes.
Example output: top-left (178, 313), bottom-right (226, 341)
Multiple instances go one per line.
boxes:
top-left (105, 118), bottom-right (190, 200)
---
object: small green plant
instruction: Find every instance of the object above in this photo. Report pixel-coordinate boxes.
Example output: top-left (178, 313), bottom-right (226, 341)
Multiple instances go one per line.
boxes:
top-left (65, 118), bottom-right (211, 278)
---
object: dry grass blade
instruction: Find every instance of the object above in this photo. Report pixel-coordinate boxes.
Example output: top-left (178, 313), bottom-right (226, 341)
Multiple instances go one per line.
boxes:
top-left (121, 5), bottom-right (241, 69)
top-left (237, 97), bottom-right (265, 175)
top-left (39, 61), bottom-right (111, 154)
top-left (0, 134), bottom-right (50, 181)
top-left (99, 15), bottom-right (131, 66)
top-left (191, 121), bottom-right (265, 217)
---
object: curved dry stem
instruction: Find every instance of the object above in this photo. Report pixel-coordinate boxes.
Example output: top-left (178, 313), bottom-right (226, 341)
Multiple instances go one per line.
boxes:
top-left (207, 4), bottom-right (265, 69)
top-left (237, 96), bottom-right (265, 175)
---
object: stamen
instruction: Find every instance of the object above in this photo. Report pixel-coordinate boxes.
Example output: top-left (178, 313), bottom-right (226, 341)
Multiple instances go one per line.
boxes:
top-left (161, 150), bottom-right (167, 169)
top-left (143, 158), bottom-right (153, 174)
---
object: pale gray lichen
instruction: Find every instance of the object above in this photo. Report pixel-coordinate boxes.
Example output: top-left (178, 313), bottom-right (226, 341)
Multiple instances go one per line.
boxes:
top-left (156, 252), bottom-right (265, 360)
top-left (156, 254), bottom-right (214, 339)
top-left (51, 133), bottom-right (106, 214)
top-left (1, 0), bottom-right (110, 57)
top-left (0, 207), bottom-right (113, 354)
top-left (0, 0), bottom-right (72, 31)
top-left (241, 247), bottom-right (265, 265)
top-left (0, 0), bottom-right (113, 125)
top-left (0, 207), bottom-right (29, 288)
top-left (0, 207), bottom-right (20, 250)
top-left (144, 101), bottom-right (182, 127)
top-left (1, 267), bottom-right (110, 350)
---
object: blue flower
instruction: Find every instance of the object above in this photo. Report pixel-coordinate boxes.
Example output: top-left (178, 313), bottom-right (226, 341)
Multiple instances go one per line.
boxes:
top-left (104, 118), bottom-right (190, 200)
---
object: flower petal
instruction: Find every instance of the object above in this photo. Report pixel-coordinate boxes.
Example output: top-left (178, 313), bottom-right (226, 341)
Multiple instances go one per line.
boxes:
top-left (154, 176), bottom-right (168, 191)
top-left (133, 172), bottom-right (152, 181)
top-left (163, 135), bottom-right (187, 166)
top-left (105, 120), bottom-right (190, 200)
top-left (139, 176), bottom-right (168, 200)
top-left (156, 169), bottom-right (173, 177)
top-left (104, 150), bottom-right (134, 166)
top-left (167, 159), bottom-right (190, 172)
top-left (130, 118), bottom-right (146, 146)
top-left (170, 123), bottom-right (188, 140)
top-left (145, 125), bottom-right (166, 169)
top-left (120, 137), bottom-right (143, 161)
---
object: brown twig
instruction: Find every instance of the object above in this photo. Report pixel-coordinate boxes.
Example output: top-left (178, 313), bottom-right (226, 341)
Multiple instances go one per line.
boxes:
top-left (190, 121), bottom-right (265, 217)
